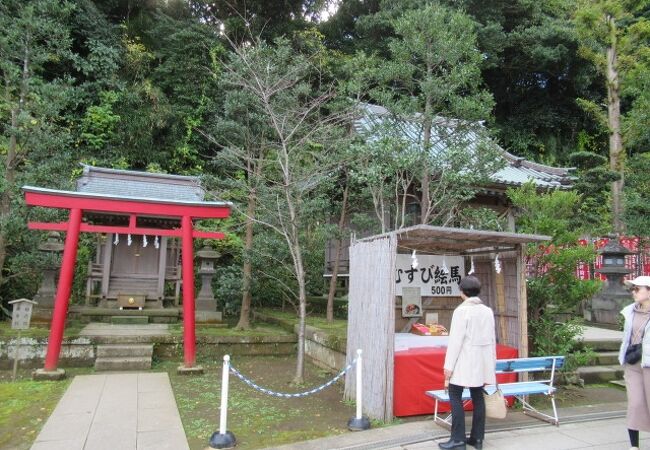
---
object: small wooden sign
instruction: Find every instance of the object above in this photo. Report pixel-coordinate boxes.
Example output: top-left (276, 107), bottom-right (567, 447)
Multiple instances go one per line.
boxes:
top-left (9, 299), bottom-right (37, 330)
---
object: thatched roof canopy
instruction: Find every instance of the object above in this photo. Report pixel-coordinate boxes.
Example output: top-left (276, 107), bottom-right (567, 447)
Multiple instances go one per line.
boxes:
top-left (356, 224), bottom-right (550, 254)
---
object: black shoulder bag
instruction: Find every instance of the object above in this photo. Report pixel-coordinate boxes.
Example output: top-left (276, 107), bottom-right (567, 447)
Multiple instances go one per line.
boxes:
top-left (625, 314), bottom-right (650, 365)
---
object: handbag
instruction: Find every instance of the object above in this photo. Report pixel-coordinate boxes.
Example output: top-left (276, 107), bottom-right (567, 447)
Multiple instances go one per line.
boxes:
top-left (625, 343), bottom-right (643, 365)
top-left (483, 382), bottom-right (507, 419)
top-left (625, 313), bottom-right (650, 365)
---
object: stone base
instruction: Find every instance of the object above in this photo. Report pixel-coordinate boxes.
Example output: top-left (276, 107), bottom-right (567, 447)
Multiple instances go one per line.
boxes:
top-left (208, 431), bottom-right (236, 449)
top-left (30, 308), bottom-right (54, 323)
top-left (195, 311), bottom-right (223, 323)
top-left (32, 368), bottom-right (66, 381)
top-left (177, 365), bottom-right (204, 375)
top-left (347, 415), bottom-right (371, 431)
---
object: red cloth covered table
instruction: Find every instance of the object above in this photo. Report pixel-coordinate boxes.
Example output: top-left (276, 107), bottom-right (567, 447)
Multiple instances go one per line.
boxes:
top-left (393, 343), bottom-right (518, 416)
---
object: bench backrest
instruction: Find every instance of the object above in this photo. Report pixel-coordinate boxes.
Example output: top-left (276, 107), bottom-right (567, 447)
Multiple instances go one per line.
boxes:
top-left (496, 356), bottom-right (564, 385)
top-left (496, 356), bottom-right (564, 373)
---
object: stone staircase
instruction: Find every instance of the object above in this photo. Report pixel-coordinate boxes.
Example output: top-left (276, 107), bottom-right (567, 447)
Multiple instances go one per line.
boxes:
top-left (576, 326), bottom-right (624, 384)
top-left (94, 344), bottom-right (154, 371)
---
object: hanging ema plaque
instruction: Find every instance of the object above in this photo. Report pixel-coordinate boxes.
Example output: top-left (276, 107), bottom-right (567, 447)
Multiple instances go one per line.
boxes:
top-left (395, 254), bottom-right (465, 297)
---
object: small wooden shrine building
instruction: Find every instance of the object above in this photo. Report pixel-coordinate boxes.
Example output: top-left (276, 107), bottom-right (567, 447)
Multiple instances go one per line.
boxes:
top-left (343, 225), bottom-right (549, 421)
top-left (23, 165), bottom-right (231, 373)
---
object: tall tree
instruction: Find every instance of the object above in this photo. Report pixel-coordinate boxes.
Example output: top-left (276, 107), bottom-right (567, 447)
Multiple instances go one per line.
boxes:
top-left (575, 0), bottom-right (647, 233)
top-left (0, 0), bottom-right (75, 293)
top-left (368, 3), bottom-right (501, 225)
top-left (217, 37), bottom-right (351, 382)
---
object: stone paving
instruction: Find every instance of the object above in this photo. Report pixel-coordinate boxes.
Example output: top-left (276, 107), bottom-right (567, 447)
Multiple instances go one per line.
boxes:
top-left (30, 372), bottom-right (188, 450)
top-left (79, 323), bottom-right (170, 337)
top-left (267, 403), bottom-right (635, 450)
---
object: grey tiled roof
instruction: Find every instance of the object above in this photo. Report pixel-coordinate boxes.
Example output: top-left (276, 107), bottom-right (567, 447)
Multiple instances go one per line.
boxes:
top-left (76, 165), bottom-right (206, 202)
top-left (354, 103), bottom-right (572, 189)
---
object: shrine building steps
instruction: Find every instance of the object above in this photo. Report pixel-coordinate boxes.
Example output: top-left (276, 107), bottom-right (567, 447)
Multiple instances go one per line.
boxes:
top-left (575, 326), bottom-right (623, 385)
top-left (94, 344), bottom-right (153, 371)
top-left (110, 315), bottom-right (149, 325)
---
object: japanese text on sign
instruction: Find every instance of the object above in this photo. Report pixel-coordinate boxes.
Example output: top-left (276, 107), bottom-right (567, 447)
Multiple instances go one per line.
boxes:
top-left (395, 254), bottom-right (465, 297)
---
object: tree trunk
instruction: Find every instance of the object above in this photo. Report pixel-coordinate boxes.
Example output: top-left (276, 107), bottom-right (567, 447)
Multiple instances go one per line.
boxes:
top-left (607, 15), bottom-right (625, 234)
top-left (326, 179), bottom-right (349, 322)
top-left (420, 90), bottom-right (433, 224)
top-left (236, 185), bottom-right (256, 330)
top-left (293, 241), bottom-right (307, 384)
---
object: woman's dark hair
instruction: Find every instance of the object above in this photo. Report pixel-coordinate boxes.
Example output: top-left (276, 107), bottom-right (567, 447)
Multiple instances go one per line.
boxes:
top-left (459, 275), bottom-right (481, 297)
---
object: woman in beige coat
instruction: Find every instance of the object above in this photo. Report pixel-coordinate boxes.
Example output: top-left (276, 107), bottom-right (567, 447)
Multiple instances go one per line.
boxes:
top-left (619, 275), bottom-right (650, 450)
top-left (439, 276), bottom-right (496, 450)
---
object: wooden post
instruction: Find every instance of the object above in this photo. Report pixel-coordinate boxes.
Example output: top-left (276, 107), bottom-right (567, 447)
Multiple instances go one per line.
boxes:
top-left (495, 269), bottom-right (508, 345)
top-left (101, 233), bottom-right (113, 298)
top-left (157, 236), bottom-right (168, 300)
top-left (44, 208), bottom-right (82, 371)
top-left (516, 244), bottom-right (529, 359)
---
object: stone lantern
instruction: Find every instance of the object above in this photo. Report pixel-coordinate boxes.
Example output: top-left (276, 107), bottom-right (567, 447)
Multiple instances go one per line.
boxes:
top-left (33, 232), bottom-right (64, 321)
top-left (195, 245), bottom-right (222, 323)
top-left (585, 236), bottom-right (633, 325)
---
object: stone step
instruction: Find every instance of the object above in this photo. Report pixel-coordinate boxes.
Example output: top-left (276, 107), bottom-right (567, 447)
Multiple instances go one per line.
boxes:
top-left (592, 351), bottom-right (620, 366)
top-left (582, 339), bottom-right (620, 351)
top-left (577, 364), bottom-right (624, 384)
top-left (95, 356), bottom-right (152, 371)
top-left (96, 344), bottom-right (153, 358)
top-left (610, 379), bottom-right (626, 388)
top-left (110, 316), bottom-right (149, 325)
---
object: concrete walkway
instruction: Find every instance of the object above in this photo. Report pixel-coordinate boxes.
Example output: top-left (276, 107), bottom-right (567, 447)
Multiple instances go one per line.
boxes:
top-left (267, 403), bottom-right (637, 450)
top-left (30, 373), bottom-right (188, 450)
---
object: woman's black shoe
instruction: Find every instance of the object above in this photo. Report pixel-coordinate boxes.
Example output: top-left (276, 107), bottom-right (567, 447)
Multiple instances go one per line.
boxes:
top-left (438, 439), bottom-right (466, 449)
top-left (465, 437), bottom-right (483, 449)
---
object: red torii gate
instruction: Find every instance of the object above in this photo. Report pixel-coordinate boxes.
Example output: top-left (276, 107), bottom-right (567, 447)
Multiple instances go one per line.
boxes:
top-left (23, 186), bottom-right (231, 374)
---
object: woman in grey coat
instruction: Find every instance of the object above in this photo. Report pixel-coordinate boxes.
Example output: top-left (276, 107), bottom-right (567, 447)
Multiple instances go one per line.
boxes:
top-left (620, 275), bottom-right (650, 450)
top-left (439, 275), bottom-right (496, 450)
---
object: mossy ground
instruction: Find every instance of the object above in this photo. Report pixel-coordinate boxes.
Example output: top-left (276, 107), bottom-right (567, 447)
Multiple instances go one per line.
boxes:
top-left (0, 367), bottom-right (93, 450)
top-left (0, 320), bottom-right (86, 339)
top-left (256, 308), bottom-right (348, 341)
top-left (0, 355), bottom-right (355, 450)
top-left (161, 354), bottom-right (355, 450)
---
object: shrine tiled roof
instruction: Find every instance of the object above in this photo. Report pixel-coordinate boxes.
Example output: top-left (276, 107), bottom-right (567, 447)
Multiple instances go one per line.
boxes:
top-left (76, 165), bottom-right (207, 202)
top-left (354, 103), bottom-right (573, 190)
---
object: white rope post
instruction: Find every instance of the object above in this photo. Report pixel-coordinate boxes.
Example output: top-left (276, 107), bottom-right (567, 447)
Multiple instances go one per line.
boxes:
top-left (209, 355), bottom-right (236, 449)
top-left (347, 348), bottom-right (370, 431)
top-left (219, 355), bottom-right (230, 434)
top-left (355, 349), bottom-right (363, 420)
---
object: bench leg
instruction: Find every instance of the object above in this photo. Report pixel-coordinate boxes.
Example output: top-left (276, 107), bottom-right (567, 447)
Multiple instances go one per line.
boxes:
top-left (518, 394), bottom-right (559, 426)
top-left (433, 400), bottom-right (453, 430)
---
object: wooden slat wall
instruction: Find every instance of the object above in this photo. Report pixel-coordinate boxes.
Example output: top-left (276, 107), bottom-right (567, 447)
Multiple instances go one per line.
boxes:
top-left (465, 256), bottom-right (521, 350)
top-left (344, 235), bottom-right (397, 421)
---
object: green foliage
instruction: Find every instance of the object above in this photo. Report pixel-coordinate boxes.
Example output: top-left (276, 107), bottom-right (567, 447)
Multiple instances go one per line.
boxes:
top-left (507, 182), bottom-right (584, 243)
top-left (567, 149), bottom-right (619, 234)
top-left (508, 183), bottom-right (603, 359)
top-left (624, 152), bottom-right (650, 236)
top-left (529, 317), bottom-right (596, 371)
top-left (214, 264), bottom-right (244, 316)
top-left (456, 207), bottom-right (507, 231)
top-left (80, 91), bottom-right (121, 151)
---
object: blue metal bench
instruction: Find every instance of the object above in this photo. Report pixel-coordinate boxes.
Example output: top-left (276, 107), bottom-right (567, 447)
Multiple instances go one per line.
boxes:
top-left (425, 355), bottom-right (565, 428)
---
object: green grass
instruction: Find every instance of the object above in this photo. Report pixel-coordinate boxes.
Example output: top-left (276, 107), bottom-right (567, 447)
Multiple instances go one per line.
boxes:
top-left (0, 366), bottom-right (94, 450)
top-left (168, 322), bottom-right (292, 337)
top-left (0, 320), bottom-right (86, 339)
top-left (256, 308), bottom-right (348, 341)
